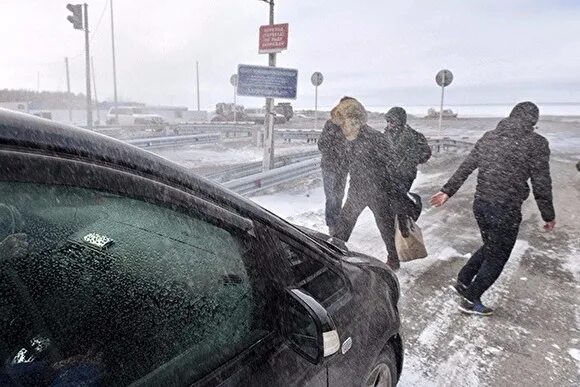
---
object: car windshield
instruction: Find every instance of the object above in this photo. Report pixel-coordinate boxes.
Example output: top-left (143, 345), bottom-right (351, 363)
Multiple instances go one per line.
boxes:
top-left (1, 1), bottom-right (579, 386)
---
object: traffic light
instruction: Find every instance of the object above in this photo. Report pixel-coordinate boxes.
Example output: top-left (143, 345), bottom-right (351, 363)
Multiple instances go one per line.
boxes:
top-left (67, 4), bottom-right (83, 30)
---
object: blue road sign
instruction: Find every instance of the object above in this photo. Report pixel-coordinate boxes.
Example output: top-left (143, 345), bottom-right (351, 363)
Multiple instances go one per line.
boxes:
top-left (237, 64), bottom-right (298, 99)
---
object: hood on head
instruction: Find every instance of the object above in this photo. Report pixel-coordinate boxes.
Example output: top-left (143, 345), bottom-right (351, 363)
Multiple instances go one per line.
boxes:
top-left (509, 102), bottom-right (539, 126)
top-left (330, 97), bottom-right (367, 141)
top-left (385, 107), bottom-right (407, 127)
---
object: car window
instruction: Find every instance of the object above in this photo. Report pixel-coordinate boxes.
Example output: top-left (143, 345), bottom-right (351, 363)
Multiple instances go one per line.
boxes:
top-left (0, 181), bottom-right (269, 386)
top-left (278, 239), bottom-right (344, 304)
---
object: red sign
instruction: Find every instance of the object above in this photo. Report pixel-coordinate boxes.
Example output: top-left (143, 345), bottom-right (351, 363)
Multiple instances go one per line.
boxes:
top-left (259, 23), bottom-right (289, 54)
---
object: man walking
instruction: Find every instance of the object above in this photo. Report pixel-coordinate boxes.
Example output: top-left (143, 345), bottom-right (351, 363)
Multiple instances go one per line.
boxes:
top-left (331, 98), bottom-right (409, 270)
top-left (318, 98), bottom-right (351, 234)
top-left (430, 102), bottom-right (555, 316)
top-left (384, 107), bottom-right (431, 191)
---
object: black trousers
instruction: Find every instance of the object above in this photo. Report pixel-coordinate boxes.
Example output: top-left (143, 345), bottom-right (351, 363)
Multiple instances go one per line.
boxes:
top-left (333, 190), bottom-right (399, 262)
top-left (322, 169), bottom-right (348, 231)
top-left (459, 198), bottom-right (522, 302)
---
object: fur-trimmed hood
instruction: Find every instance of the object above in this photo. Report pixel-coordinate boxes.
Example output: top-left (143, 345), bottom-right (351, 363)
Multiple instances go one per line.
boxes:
top-left (330, 97), bottom-right (367, 140)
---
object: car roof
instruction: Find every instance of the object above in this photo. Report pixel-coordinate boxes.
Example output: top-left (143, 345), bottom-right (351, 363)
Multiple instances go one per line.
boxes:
top-left (0, 108), bottom-right (276, 225)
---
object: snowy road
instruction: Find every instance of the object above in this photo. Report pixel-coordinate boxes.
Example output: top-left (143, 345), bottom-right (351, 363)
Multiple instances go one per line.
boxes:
top-left (252, 153), bottom-right (580, 387)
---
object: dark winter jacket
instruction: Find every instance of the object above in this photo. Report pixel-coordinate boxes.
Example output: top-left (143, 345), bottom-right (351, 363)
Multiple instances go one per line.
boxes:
top-left (441, 102), bottom-right (555, 222)
top-left (318, 120), bottom-right (350, 174)
top-left (345, 125), bottom-right (399, 198)
top-left (384, 107), bottom-right (431, 190)
top-left (384, 125), bottom-right (431, 190)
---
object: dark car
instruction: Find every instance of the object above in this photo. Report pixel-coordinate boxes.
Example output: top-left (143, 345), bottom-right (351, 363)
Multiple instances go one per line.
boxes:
top-left (0, 109), bottom-right (403, 386)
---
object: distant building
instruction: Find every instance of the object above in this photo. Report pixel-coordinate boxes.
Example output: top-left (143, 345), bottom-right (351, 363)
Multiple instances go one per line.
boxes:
top-left (0, 101), bottom-right (30, 113)
top-left (182, 110), bottom-right (209, 122)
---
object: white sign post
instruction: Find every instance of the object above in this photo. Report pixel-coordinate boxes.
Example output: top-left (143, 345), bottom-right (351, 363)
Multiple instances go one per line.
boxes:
top-left (311, 72), bottom-right (324, 129)
top-left (435, 69), bottom-right (453, 136)
top-left (230, 74), bottom-right (238, 123)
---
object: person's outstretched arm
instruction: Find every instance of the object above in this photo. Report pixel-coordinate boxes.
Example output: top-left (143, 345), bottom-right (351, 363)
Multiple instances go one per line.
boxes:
top-left (442, 140), bottom-right (480, 196)
top-left (530, 136), bottom-right (556, 230)
top-left (430, 139), bottom-right (480, 207)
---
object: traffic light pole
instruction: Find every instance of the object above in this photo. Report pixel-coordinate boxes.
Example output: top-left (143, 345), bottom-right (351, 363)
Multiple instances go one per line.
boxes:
top-left (83, 3), bottom-right (93, 129)
top-left (262, 0), bottom-right (276, 171)
top-left (65, 57), bottom-right (72, 122)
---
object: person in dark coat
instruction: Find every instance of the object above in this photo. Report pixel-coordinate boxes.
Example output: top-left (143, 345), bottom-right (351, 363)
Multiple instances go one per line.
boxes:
top-left (330, 98), bottom-right (410, 270)
top-left (318, 98), bottom-right (351, 234)
top-left (384, 107), bottom-right (432, 191)
top-left (430, 101), bottom-right (556, 316)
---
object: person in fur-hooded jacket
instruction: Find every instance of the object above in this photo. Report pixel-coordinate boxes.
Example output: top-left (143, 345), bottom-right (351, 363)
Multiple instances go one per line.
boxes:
top-left (318, 98), bottom-right (352, 234)
top-left (330, 97), bottom-right (411, 270)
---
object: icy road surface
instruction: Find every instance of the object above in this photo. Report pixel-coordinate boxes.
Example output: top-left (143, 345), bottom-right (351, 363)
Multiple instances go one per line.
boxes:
top-left (253, 153), bottom-right (580, 387)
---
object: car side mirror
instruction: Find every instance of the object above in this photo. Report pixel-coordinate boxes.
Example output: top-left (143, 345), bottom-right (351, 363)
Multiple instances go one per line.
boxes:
top-left (282, 288), bottom-right (340, 364)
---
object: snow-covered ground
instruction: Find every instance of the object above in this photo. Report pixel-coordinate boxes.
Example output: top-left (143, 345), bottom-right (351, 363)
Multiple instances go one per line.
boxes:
top-left (252, 154), bottom-right (580, 387)
top-left (150, 116), bottom-right (579, 385)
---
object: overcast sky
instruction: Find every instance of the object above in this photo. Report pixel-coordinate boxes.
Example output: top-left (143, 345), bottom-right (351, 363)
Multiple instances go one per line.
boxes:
top-left (2, 0), bottom-right (579, 110)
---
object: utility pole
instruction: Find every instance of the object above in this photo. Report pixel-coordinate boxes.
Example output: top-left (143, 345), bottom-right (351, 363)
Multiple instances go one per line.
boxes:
top-left (110, 0), bottom-right (119, 123)
top-left (262, 0), bottom-right (276, 171)
top-left (91, 56), bottom-right (100, 125)
top-left (83, 4), bottom-right (93, 128)
top-left (196, 61), bottom-right (201, 111)
top-left (65, 57), bottom-right (72, 122)
top-left (36, 72), bottom-right (40, 92)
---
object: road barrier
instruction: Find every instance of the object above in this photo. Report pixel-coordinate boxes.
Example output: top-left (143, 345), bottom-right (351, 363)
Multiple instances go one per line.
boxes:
top-left (224, 157), bottom-right (322, 196)
top-left (217, 138), bottom-right (474, 195)
top-left (205, 150), bottom-right (321, 183)
top-left (278, 129), bottom-right (321, 143)
top-left (428, 137), bottom-right (474, 152)
top-left (126, 133), bottom-right (221, 149)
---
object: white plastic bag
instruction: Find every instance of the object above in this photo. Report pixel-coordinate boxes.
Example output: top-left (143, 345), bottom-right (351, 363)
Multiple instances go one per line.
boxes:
top-left (395, 216), bottom-right (428, 262)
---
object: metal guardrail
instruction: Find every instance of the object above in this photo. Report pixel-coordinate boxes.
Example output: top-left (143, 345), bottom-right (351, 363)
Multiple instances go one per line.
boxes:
top-left (278, 129), bottom-right (321, 143)
top-left (219, 138), bottom-right (474, 196)
top-left (428, 137), bottom-right (474, 151)
top-left (126, 133), bottom-right (221, 149)
top-left (205, 150), bottom-right (321, 183)
top-left (224, 157), bottom-right (322, 196)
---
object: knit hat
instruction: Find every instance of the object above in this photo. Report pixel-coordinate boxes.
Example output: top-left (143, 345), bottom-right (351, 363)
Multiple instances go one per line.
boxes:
top-left (385, 107), bottom-right (407, 127)
top-left (509, 102), bottom-right (539, 126)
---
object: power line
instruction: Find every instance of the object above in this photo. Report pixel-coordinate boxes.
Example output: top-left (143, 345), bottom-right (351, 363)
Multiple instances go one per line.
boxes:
top-left (90, 0), bottom-right (108, 45)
